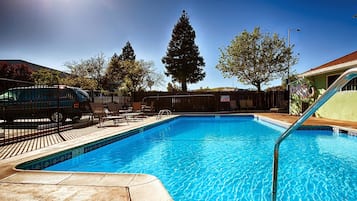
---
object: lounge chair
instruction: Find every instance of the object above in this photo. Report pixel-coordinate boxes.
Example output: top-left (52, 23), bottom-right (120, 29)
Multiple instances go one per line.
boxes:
top-left (118, 102), bottom-right (148, 121)
top-left (0, 130), bottom-right (4, 144)
top-left (141, 101), bottom-right (154, 113)
top-left (107, 102), bottom-right (122, 115)
top-left (89, 103), bottom-right (127, 127)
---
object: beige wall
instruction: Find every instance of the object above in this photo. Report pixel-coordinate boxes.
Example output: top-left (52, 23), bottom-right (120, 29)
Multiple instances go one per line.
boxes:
top-left (315, 91), bottom-right (357, 121)
top-left (307, 71), bottom-right (357, 121)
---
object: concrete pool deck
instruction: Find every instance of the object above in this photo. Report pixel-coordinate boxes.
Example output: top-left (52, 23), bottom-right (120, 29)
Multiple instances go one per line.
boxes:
top-left (0, 113), bottom-right (356, 200)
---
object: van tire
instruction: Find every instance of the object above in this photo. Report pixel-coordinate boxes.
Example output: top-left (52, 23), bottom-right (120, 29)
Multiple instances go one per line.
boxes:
top-left (50, 111), bottom-right (66, 123)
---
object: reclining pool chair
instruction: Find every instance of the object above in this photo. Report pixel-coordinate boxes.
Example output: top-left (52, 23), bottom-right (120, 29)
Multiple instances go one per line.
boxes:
top-left (89, 103), bottom-right (127, 127)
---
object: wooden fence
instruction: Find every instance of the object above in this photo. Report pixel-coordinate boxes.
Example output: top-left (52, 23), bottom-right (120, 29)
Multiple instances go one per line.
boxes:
top-left (135, 90), bottom-right (288, 112)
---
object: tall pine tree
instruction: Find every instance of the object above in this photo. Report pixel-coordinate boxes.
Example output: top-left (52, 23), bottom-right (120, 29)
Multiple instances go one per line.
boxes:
top-left (119, 41), bottom-right (136, 61)
top-left (162, 10), bottom-right (205, 91)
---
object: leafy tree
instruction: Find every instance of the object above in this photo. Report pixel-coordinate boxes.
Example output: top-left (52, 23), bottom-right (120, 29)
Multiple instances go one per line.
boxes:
top-left (61, 77), bottom-right (97, 90)
top-left (64, 53), bottom-right (106, 90)
top-left (105, 42), bottom-right (136, 91)
top-left (217, 27), bottom-right (297, 91)
top-left (0, 63), bottom-right (33, 81)
top-left (86, 52), bottom-right (106, 88)
top-left (105, 53), bottom-right (125, 91)
top-left (121, 60), bottom-right (163, 94)
top-left (145, 69), bottom-right (165, 91)
top-left (65, 61), bottom-right (87, 77)
top-left (121, 60), bottom-right (145, 95)
top-left (32, 69), bottom-right (60, 85)
top-left (167, 82), bottom-right (180, 92)
top-left (141, 61), bottom-right (165, 91)
top-left (162, 10), bottom-right (205, 91)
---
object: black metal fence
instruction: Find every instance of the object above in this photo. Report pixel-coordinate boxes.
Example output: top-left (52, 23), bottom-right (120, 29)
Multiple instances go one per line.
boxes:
top-left (0, 78), bottom-right (134, 146)
top-left (343, 77), bottom-right (357, 91)
top-left (0, 79), bottom-right (85, 145)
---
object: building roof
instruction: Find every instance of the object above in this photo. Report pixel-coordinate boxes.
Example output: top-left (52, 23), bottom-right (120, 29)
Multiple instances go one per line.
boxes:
top-left (300, 50), bottom-right (357, 77)
top-left (0, 60), bottom-right (68, 76)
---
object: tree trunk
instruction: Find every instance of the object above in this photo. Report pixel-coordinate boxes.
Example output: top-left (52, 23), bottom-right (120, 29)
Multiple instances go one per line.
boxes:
top-left (181, 80), bottom-right (187, 92)
top-left (255, 82), bottom-right (261, 92)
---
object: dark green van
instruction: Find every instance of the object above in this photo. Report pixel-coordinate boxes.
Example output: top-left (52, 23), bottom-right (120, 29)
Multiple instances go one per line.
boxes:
top-left (0, 86), bottom-right (90, 123)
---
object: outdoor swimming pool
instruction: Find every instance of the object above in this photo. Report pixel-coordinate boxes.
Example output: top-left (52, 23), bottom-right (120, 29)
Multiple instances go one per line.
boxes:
top-left (20, 116), bottom-right (357, 200)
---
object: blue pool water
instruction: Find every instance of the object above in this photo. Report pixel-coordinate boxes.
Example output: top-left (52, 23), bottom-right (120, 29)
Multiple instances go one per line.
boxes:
top-left (43, 116), bottom-right (356, 201)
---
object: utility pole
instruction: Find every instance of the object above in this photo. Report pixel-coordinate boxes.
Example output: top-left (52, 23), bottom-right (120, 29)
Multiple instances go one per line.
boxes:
top-left (287, 28), bottom-right (300, 114)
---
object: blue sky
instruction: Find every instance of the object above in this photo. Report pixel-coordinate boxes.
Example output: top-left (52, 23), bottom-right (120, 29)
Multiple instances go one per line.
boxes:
top-left (1, 0), bottom-right (356, 91)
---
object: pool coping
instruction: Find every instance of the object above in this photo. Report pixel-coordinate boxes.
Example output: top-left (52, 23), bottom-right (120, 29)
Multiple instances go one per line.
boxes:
top-left (1, 113), bottom-right (356, 200)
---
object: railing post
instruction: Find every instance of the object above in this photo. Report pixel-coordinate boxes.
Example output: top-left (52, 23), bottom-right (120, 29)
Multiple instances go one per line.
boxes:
top-left (57, 85), bottom-right (60, 134)
top-left (271, 68), bottom-right (357, 201)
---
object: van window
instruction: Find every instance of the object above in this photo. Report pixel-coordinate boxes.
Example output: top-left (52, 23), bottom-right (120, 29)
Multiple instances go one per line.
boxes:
top-left (18, 89), bottom-right (36, 101)
top-left (59, 89), bottom-right (75, 100)
top-left (74, 88), bottom-right (89, 102)
top-left (0, 90), bottom-right (19, 101)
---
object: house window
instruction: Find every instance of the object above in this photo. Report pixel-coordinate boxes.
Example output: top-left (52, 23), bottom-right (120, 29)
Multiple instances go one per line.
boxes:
top-left (327, 74), bottom-right (340, 88)
top-left (327, 74), bottom-right (357, 91)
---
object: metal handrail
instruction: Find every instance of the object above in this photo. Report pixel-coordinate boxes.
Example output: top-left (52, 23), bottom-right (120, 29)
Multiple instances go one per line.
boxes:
top-left (157, 109), bottom-right (172, 119)
top-left (271, 67), bottom-right (357, 201)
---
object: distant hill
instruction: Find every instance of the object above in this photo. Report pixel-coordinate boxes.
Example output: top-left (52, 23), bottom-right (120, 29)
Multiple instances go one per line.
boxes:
top-left (192, 87), bottom-right (248, 92)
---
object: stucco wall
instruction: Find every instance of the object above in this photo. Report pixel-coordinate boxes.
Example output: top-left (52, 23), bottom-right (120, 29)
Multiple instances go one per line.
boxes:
top-left (309, 70), bottom-right (347, 90)
top-left (315, 91), bottom-right (357, 121)
top-left (312, 74), bottom-right (326, 89)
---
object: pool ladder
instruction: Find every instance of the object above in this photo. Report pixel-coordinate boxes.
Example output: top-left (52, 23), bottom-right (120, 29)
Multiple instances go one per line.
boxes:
top-left (272, 68), bottom-right (357, 201)
top-left (157, 109), bottom-right (172, 119)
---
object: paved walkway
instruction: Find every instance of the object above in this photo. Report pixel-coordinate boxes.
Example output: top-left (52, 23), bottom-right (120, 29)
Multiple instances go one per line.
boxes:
top-left (0, 123), bottom-right (102, 159)
top-left (0, 117), bottom-right (155, 160)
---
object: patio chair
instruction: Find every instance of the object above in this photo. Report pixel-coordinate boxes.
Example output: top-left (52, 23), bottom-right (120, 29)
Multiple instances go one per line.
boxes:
top-left (117, 102), bottom-right (147, 121)
top-left (107, 102), bottom-right (121, 115)
top-left (89, 103), bottom-right (127, 127)
top-left (0, 130), bottom-right (4, 144)
top-left (141, 101), bottom-right (154, 113)
top-left (132, 102), bottom-right (142, 112)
